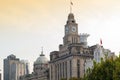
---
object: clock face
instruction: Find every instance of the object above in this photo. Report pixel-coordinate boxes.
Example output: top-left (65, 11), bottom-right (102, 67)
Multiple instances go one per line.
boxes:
top-left (71, 26), bottom-right (76, 32)
top-left (65, 27), bottom-right (69, 33)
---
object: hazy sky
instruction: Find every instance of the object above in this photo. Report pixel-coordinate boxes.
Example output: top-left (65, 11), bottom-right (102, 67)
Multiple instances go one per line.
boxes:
top-left (1, 0), bottom-right (120, 76)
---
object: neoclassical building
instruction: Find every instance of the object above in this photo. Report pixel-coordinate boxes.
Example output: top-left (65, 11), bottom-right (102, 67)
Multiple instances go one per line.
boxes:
top-left (20, 51), bottom-right (49, 80)
top-left (49, 13), bottom-right (94, 80)
top-left (19, 12), bottom-right (115, 80)
top-left (93, 44), bottom-right (115, 63)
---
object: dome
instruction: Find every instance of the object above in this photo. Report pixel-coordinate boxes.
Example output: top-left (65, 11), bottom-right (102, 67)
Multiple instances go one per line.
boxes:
top-left (67, 13), bottom-right (76, 23)
top-left (34, 52), bottom-right (48, 65)
top-left (68, 13), bottom-right (74, 20)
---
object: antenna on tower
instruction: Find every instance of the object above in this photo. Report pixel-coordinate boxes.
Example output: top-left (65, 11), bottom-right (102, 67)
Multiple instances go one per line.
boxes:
top-left (41, 47), bottom-right (43, 54)
top-left (70, 0), bottom-right (73, 13)
top-left (40, 46), bottom-right (44, 56)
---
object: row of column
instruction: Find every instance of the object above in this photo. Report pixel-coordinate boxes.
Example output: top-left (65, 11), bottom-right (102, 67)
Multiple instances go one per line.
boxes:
top-left (50, 59), bottom-right (85, 80)
top-left (55, 61), bottom-right (68, 80)
top-left (50, 61), bottom-right (70, 80)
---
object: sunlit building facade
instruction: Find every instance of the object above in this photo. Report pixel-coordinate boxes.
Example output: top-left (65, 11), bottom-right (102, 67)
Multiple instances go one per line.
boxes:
top-left (49, 13), bottom-right (94, 80)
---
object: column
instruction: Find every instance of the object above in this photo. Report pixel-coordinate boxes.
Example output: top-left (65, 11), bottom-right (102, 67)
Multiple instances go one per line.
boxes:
top-left (49, 64), bottom-right (52, 80)
top-left (53, 64), bottom-right (56, 80)
top-left (59, 63), bottom-right (60, 80)
top-left (80, 59), bottom-right (85, 77)
top-left (57, 64), bottom-right (59, 80)
top-left (55, 64), bottom-right (57, 80)
top-left (71, 59), bottom-right (77, 78)
top-left (60, 63), bottom-right (62, 79)
top-left (67, 60), bottom-right (70, 80)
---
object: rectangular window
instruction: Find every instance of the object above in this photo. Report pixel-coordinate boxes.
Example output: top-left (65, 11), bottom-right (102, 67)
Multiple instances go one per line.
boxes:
top-left (58, 64), bottom-right (59, 80)
top-left (55, 65), bottom-right (57, 80)
top-left (66, 62), bottom-right (67, 79)
top-left (51, 66), bottom-right (53, 80)
top-left (60, 63), bottom-right (62, 78)
top-left (70, 60), bottom-right (72, 78)
top-left (77, 60), bottom-right (80, 78)
top-left (63, 62), bottom-right (64, 78)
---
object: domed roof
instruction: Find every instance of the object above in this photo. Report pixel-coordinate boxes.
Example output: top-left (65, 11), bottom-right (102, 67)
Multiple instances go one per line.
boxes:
top-left (34, 51), bottom-right (48, 65)
top-left (67, 13), bottom-right (76, 23)
top-left (68, 13), bottom-right (74, 20)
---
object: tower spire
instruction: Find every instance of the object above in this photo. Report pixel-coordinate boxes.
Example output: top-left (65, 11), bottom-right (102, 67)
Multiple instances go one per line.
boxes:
top-left (40, 47), bottom-right (44, 56)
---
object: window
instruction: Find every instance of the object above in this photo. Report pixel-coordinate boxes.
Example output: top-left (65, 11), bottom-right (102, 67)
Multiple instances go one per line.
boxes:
top-left (77, 60), bottom-right (80, 78)
top-left (66, 62), bottom-right (67, 79)
top-left (70, 60), bottom-right (72, 78)
top-left (63, 62), bottom-right (64, 78)
top-left (51, 66), bottom-right (53, 80)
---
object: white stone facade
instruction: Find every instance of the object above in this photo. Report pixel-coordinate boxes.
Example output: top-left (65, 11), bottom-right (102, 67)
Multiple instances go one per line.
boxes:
top-left (93, 44), bottom-right (114, 63)
top-left (94, 44), bottom-right (104, 63)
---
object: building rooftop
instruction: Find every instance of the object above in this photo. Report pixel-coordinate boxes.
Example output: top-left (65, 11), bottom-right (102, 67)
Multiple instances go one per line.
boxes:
top-left (34, 51), bottom-right (48, 65)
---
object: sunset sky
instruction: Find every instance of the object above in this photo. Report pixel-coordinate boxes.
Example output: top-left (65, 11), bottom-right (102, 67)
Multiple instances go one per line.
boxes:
top-left (1, 0), bottom-right (120, 76)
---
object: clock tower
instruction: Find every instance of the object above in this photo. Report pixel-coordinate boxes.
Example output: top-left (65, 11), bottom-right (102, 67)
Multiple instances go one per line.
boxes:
top-left (50, 12), bottom-right (93, 80)
top-left (63, 13), bottom-right (80, 45)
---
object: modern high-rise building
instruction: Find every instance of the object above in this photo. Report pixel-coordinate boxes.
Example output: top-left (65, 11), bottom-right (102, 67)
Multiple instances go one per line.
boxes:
top-left (0, 70), bottom-right (1, 80)
top-left (4, 54), bottom-right (29, 80)
top-left (20, 60), bottom-right (30, 75)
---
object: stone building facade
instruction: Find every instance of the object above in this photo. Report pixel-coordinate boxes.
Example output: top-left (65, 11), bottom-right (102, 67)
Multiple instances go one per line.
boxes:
top-left (49, 13), bottom-right (94, 80)
top-left (19, 51), bottom-right (49, 80)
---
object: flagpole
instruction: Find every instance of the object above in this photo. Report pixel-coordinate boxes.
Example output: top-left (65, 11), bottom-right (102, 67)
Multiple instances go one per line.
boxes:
top-left (100, 38), bottom-right (102, 46)
top-left (70, 0), bottom-right (72, 13)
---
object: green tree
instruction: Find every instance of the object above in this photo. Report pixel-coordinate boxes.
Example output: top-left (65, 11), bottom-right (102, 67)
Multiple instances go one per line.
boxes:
top-left (61, 78), bottom-right (67, 80)
top-left (69, 77), bottom-right (83, 80)
top-left (61, 77), bottom-right (83, 80)
top-left (83, 56), bottom-right (120, 80)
